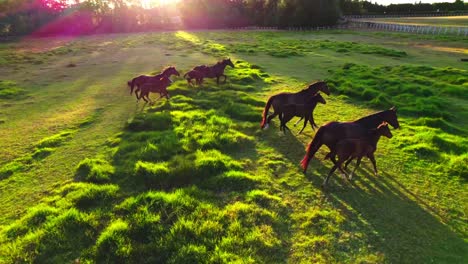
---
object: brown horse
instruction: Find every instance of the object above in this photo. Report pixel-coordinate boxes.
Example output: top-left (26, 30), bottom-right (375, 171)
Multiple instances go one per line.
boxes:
top-left (193, 58), bottom-right (235, 85)
top-left (322, 123), bottom-right (393, 188)
top-left (184, 70), bottom-right (205, 86)
top-left (260, 81), bottom-right (330, 129)
top-left (300, 107), bottom-right (399, 173)
top-left (279, 93), bottom-right (326, 134)
top-left (137, 76), bottom-right (172, 103)
top-left (128, 66), bottom-right (180, 98)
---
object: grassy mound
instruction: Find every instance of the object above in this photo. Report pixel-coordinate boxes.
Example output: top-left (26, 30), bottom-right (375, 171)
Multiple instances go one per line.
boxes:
top-left (0, 80), bottom-right (26, 99)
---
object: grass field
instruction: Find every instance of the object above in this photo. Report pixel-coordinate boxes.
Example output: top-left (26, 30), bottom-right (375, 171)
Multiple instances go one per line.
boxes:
top-left (0, 29), bottom-right (467, 263)
top-left (360, 15), bottom-right (468, 27)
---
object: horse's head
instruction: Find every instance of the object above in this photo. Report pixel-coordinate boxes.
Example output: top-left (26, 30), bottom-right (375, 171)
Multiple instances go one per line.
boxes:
top-left (376, 122), bottom-right (393, 139)
top-left (384, 106), bottom-right (400, 129)
top-left (306, 81), bottom-right (330, 96)
top-left (224, 58), bottom-right (235, 68)
top-left (164, 66), bottom-right (180, 77)
top-left (315, 93), bottom-right (327, 105)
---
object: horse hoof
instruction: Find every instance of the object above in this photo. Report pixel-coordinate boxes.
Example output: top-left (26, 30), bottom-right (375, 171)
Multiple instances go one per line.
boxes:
top-left (263, 123), bottom-right (269, 130)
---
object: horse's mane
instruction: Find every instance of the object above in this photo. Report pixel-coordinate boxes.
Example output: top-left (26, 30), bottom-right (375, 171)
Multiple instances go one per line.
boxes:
top-left (297, 81), bottom-right (324, 93)
top-left (161, 66), bottom-right (175, 73)
top-left (355, 109), bottom-right (389, 127)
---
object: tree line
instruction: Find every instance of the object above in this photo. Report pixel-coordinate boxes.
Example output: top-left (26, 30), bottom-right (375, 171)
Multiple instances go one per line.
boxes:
top-left (0, 0), bottom-right (341, 37)
top-left (340, 0), bottom-right (467, 15)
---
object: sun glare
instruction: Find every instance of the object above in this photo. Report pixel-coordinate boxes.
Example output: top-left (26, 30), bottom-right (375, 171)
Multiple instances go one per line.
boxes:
top-left (140, 0), bottom-right (175, 8)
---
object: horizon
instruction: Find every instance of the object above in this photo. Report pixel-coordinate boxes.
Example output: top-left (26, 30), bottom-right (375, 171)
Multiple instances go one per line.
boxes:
top-left (373, 0), bottom-right (458, 5)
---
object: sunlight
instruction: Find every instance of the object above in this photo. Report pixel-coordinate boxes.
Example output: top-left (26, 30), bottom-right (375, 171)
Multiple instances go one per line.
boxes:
top-left (140, 0), bottom-right (177, 8)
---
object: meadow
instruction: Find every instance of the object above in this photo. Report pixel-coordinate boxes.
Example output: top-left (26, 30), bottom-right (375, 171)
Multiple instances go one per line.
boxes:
top-left (0, 29), bottom-right (467, 263)
top-left (360, 15), bottom-right (468, 27)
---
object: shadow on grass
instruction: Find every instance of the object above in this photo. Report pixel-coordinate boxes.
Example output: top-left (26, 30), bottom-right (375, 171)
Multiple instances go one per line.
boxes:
top-left (322, 163), bottom-right (468, 263)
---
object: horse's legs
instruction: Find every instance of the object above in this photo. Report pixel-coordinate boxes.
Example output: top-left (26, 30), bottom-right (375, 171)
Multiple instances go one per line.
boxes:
top-left (298, 116), bottom-right (308, 134)
top-left (281, 113), bottom-right (295, 133)
top-left (216, 76), bottom-right (220, 85)
top-left (265, 111), bottom-right (278, 129)
top-left (348, 157), bottom-right (362, 180)
top-left (221, 75), bottom-right (227, 84)
top-left (309, 114), bottom-right (316, 131)
top-left (141, 92), bottom-right (148, 103)
top-left (323, 162), bottom-right (340, 189)
top-left (294, 116), bottom-right (304, 126)
top-left (135, 87), bottom-right (141, 101)
top-left (344, 158), bottom-right (354, 170)
top-left (368, 154), bottom-right (378, 176)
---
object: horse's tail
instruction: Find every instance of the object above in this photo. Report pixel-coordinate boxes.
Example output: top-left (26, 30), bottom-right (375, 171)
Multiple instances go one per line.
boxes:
top-left (128, 78), bottom-right (136, 95)
top-left (183, 72), bottom-right (188, 79)
top-left (260, 96), bottom-right (274, 129)
top-left (300, 126), bottom-right (325, 172)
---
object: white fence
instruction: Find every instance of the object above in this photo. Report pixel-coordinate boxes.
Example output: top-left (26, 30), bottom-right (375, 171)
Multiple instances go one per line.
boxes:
top-left (230, 22), bottom-right (468, 37)
top-left (348, 20), bottom-right (468, 36)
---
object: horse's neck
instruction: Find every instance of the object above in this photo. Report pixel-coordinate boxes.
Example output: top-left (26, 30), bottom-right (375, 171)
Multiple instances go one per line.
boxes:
top-left (161, 70), bottom-right (171, 77)
top-left (215, 63), bottom-right (227, 71)
top-left (355, 112), bottom-right (384, 129)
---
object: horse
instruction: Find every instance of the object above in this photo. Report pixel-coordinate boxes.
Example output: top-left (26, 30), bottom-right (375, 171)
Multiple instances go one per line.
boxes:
top-left (321, 123), bottom-right (393, 188)
top-left (300, 107), bottom-right (399, 173)
top-left (279, 92), bottom-right (326, 134)
top-left (128, 66), bottom-right (179, 98)
top-left (260, 81), bottom-right (330, 129)
top-left (184, 70), bottom-right (205, 86)
top-left (137, 76), bottom-right (172, 104)
top-left (193, 58), bottom-right (235, 85)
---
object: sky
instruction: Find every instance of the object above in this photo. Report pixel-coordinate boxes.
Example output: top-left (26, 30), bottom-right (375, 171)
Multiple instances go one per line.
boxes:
top-left (373, 0), bottom-right (451, 5)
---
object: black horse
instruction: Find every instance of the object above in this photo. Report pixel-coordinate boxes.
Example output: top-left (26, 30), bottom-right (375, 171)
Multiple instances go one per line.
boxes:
top-left (193, 58), bottom-right (234, 85)
top-left (128, 66), bottom-right (180, 99)
top-left (260, 81), bottom-right (330, 129)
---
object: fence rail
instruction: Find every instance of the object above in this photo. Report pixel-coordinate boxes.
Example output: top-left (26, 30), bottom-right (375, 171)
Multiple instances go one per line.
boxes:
top-left (347, 20), bottom-right (468, 36)
top-left (346, 12), bottom-right (468, 19)
top-left (229, 22), bottom-right (468, 37)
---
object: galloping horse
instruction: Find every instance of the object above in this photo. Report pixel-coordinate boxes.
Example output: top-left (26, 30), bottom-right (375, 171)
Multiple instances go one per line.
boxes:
top-left (322, 123), bottom-right (393, 188)
top-left (128, 66), bottom-right (180, 98)
top-left (137, 76), bottom-right (172, 103)
top-left (279, 92), bottom-right (326, 134)
top-left (300, 107), bottom-right (399, 173)
top-left (193, 58), bottom-right (235, 85)
top-left (184, 70), bottom-right (205, 86)
top-left (260, 81), bottom-right (330, 129)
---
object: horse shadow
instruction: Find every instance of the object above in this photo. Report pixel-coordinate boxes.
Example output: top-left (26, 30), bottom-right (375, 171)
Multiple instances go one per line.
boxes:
top-left (321, 162), bottom-right (467, 262)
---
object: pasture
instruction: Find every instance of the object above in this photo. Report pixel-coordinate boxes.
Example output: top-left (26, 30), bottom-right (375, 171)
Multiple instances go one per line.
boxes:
top-left (0, 30), bottom-right (467, 263)
top-left (360, 15), bottom-right (468, 27)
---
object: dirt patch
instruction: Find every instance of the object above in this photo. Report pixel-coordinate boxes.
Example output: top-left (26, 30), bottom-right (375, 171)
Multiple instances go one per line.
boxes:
top-left (415, 44), bottom-right (468, 54)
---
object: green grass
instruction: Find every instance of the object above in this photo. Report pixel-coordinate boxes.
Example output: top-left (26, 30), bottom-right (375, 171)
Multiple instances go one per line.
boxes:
top-left (0, 30), bottom-right (467, 263)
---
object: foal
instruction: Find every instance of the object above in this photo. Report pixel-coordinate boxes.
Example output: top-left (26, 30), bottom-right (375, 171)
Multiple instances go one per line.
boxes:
top-left (279, 93), bottom-right (326, 134)
top-left (137, 77), bottom-right (172, 103)
top-left (184, 70), bottom-right (205, 86)
top-left (322, 123), bottom-right (393, 188)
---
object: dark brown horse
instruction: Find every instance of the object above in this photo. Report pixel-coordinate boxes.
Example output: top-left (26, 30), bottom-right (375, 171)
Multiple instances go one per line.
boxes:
top-left (137, 76), bottom-right (172, 103)
top-left (322, 123), bottom-right (393, 188)
top-left (300, 107), bottom-right (399, 173)
top-left (279, 93), bottom-right (326, 134)
top-left (260, 81), bottom-right (330, 129)
top-left (184, 70), bottom-right (205, 86)
top-left (193, 58), bottom-right (235, 85)
top-left (128, 66), bottom-right (180, 98)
